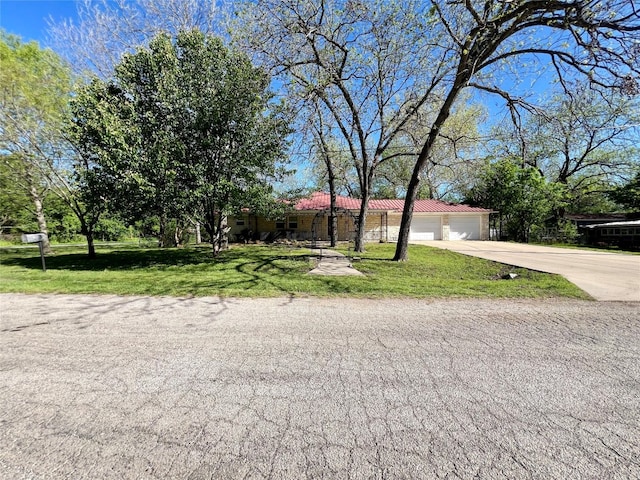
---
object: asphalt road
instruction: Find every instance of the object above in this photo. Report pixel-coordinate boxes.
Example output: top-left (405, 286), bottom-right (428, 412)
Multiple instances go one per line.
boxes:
top-left (1, 294), bottom-right (639, 479)
top-left (414, 241), bottom-right (640, 302)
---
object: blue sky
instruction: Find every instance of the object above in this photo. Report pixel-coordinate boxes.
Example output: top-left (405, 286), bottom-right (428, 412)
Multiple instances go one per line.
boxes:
top-left (0, 0), bottom-right (79, 44)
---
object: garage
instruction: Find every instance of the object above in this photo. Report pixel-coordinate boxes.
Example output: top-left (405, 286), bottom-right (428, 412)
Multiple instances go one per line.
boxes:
top-left (449, 216), bottom-right (480, 240)
top-left (410, 216), bottom-right (442, 240)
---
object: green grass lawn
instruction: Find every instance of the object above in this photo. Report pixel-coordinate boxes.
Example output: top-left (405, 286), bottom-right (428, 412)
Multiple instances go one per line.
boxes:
top-left (0, 243), bottom-right (589, 299)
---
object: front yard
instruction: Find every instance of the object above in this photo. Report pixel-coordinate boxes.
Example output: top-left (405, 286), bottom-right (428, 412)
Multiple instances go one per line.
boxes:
top-left (0, 243), bottom-right (589, 299)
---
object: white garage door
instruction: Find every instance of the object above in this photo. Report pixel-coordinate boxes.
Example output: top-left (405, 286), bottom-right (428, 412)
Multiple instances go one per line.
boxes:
top-left (410, 217), bottom-right (442, 240)
top-left (449, 216), bottom-right (480, 240)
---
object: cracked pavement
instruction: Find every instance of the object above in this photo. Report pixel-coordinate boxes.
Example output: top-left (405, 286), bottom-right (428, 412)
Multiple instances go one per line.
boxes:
top-left (1, 294), bottom-right (639, 479)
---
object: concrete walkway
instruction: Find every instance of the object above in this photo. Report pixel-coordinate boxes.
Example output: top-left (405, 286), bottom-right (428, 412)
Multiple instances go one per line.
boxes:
top-left (413, 241), bottom-right (640, 302)
top-left (308, 247), bottom-right (363, 276)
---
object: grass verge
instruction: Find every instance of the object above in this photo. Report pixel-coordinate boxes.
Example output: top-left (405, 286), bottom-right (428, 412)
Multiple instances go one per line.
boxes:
top-left (0, 243), bottom-right (589, 299)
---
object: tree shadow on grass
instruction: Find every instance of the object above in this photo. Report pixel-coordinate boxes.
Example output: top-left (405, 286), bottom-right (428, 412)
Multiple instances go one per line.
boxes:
top-left (2, 245), bottom-right (379, 297)
top-left (1, 246), bottom-right (312, 272)
top-left (1, 248), bottom-right (209, 271)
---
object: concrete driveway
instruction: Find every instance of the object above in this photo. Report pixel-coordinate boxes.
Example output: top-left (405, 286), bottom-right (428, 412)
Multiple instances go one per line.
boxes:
top-left (1, 294), bottom-right (639, 479)
top-left (413, 241), bottom-right (640, 301)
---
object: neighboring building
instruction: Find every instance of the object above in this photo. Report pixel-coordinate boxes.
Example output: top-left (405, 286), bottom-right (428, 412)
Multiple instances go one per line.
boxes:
top-left (583, 220), bottom-right (640, 250)
top-left (565, 213), bottom-right (629, 229)
top-left (229, 192), bottom-right (491, 242)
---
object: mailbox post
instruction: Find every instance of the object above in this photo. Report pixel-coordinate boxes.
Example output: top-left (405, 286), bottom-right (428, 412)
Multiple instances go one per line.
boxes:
top-left (21, 233), bottom-right (48, 272)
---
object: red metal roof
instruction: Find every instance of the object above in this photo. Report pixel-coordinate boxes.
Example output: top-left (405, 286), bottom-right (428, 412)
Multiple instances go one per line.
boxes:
top-left (295, 192), bottom-right (362, 210)
top-left (294, 192), bottom-right (490, 213)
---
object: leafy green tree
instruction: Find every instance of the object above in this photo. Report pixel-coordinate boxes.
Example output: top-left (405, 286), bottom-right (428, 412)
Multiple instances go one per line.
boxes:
top-left (492, 83), bottom-right (639, 220)
top-left (0, 32), bottom-right (107, 257)
top-left (0, 154), bottom-right (37, 235)
top-left (67, 78), bottom-right (129, 256)
top-left (467, 158), bottom-right (566, 242)
top-left (48, 0), bottom-right (224, 78)
top-left (72, 30), bottom-right (290, 255)
top-left (566, 181), bottom-right (621, 215)
top-left (235, 1), bottom-right (639, 259)
top-left (608, 173), bottom-right (640, 212)
top-left (43, 194), bottom-right (81, 242)
top-left (0, 32), bottom-right (73, 251)
top-left (390, 0), bottom-right (640, 260)
top-left (93, 215), bottom-right (130, 242)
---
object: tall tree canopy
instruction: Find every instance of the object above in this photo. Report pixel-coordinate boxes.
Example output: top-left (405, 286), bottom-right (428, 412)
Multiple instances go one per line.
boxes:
top-left (496, 84), bottom-right (638, 186)
top-left (391, 0), bottom-right (640, 259)
top-left (488, 83), bottom-right (638, 221)
top-left (608, 172), bottom-right (640, 212)
top-left (235, 0), bottom-right (451, 251)
top-left (71, 30), bottom-right (290, 255)
top-left (0, 32), bottom-right (73, 252)
top-left (235, 0), bottom-right (640, 259)
top-left (466, 158), bottom-right (566, 242)
top-left (47, 0), bottom-right (223, 77)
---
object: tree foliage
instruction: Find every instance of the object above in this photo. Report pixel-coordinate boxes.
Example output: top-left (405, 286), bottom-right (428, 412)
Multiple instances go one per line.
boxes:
top-left (235, 0), bottom-right (450, 251)
top-left (234, 0), bottom-right (639, 258)
top-left (608, 172), bottom-right (640, 212)
top-left (389, 0), bottom-right (640, 260)
top-left (495, 84), bottom-right (638, 189)
top-left (466, 158), bottom-right (566, 242)
top-left (71, 30), bottom-right (290, 255)
top-left (0, 32), bottom-right (73, 251)
top-left (0, 154), bottom-right (37, 234)
top-left (47, 0), bottom-right (224, 78)
top-left (487, 82), bottom-right (639, 220)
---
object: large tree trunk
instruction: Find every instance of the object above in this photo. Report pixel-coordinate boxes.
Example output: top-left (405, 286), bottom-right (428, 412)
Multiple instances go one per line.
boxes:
top-left (353, 164), bottom-right (375, 252)
top-left (328, 165), bottom-right (337, 247)
top-left (73, 209), bottom-right (98, 258)
top-left (29, 183), bottom-right (51, 254)
top-left (85, 229), bottom-right (96, 258)
top-left (354, 190), bottom-right (369, 252)
top-left (393, 173), bottom-right (420, 261)
top-left (194, 221), bottom-right (201, 244)
top-left (329, 197), bottom-right (337, 247)
top-left (211, 213), bottom-right (229, 257)
top-left (158, 212), bottom-right (167, 248)
top-left (174, 224), bottom-right (182, 247)
top-left (79, 216), bottom-right (97, 258)
top-left (394, 73), bottom-right (469, 261)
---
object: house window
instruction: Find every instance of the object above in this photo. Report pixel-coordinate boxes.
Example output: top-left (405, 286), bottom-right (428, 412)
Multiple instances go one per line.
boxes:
top-left (236, 218), bottom-right (245, 226)
top-left (275, 219), bottom-right (285, 229)
top-left (288, 216), bottom-right (298, 229)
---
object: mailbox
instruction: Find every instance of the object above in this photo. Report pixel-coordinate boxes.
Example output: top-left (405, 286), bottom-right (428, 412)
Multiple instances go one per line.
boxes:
top-left (21, 233), bottom-right (48, 244)
top-left (20, 233), bottom-right (48, 271)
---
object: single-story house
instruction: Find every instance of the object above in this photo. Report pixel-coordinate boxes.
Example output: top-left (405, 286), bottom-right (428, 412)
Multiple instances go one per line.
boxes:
top-left (230, 192), bottom-right (491, 242)
top-left (583, 219), bottom-right (640, 249)
top-left (565, 213), bottom-right (629, 229)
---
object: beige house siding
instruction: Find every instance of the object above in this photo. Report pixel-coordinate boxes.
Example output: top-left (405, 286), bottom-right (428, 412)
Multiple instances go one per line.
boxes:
top-left (230, 213), bottom-right (323, 241)
top-left (334, 214), bottom-right (354, 241)
top-left (230, 210), bottom-right (490, 242)
top-left (481, 213), bottom-right (490, 240)
top-left (363, 212), bottom-right (387, 242)
top-left (442, 214), bottom-right (451, 241)
top-left (382, 213), bottom-right (402, 242)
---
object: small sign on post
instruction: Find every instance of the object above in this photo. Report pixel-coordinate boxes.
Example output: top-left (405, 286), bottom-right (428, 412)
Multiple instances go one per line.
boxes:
top-left (21, 233), bottom-right (48, 272)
